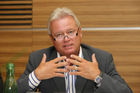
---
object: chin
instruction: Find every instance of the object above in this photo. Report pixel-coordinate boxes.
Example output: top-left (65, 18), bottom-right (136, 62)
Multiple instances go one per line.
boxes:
top-left (63, 50), bottom-right (75, 56)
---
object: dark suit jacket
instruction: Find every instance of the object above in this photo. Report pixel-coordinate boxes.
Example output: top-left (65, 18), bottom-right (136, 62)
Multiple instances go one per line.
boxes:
top-left (17, 44), bottom-right (132, 93)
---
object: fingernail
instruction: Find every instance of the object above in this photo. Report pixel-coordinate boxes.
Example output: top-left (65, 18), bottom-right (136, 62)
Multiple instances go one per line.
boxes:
top-left (66, 58), bottom-right (69, 61)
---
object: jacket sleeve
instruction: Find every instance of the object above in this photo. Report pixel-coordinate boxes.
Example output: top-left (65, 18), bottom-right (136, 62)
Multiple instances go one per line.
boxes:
top-left (95, 54), bottom-right (133, 93)
top-left (17, 54), bottom-right (37, 93)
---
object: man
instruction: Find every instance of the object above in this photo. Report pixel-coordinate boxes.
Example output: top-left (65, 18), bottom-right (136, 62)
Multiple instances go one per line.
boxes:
top-left (17, 7), bottom-right (132, 93)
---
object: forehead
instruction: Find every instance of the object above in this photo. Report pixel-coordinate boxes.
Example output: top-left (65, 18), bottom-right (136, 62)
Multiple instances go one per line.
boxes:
top-left (50, 16), bottom-right (77, 34)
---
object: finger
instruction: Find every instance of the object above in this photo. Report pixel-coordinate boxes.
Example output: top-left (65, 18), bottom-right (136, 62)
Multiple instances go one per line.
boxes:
top-left (41, 53), bottom-right (47, 63)
top-left (69, 71), bottom-right (81, 75)
top-left (70, 54), bottom-right (85, 62)
top-left (66, 66), bottom-right (80, 71)
top-left (55, 68), bottom-right (68, 73)
top-left (51, 56), bottom-right (67, 63)
top-left (66, 58), bottom-right (81, 66)
top-left (56, 61), bottom-right (68, 67)
top-left (55, 73), bottom-right (65, 77)
top-left (92, 53), bottom-right (97, 62)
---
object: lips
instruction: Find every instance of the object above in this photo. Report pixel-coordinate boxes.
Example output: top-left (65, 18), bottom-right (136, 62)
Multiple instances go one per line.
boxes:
top-left (63, 44), bottom-right (73, 49)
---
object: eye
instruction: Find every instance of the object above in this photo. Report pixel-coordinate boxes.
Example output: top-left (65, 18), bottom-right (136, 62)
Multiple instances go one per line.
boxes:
top-left (67, 30), bottom-right (74, 35)
top-left (55, 33), bottom-right (63, 38)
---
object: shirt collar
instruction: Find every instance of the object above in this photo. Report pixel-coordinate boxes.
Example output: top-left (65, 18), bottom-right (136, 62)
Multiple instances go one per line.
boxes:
top-left (57, 46), bottom-right (83, 58)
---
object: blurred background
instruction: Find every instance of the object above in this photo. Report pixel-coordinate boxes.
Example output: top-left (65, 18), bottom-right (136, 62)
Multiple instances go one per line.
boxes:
top-left (0, 0), bottom-right (140, 93)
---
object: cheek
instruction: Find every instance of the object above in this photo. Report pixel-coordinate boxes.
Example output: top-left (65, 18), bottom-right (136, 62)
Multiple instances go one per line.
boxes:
top-left (54, 41), bottom-right (63, 49)
top-left (54, 42), bottom-right (60, 46)
top-left (73, 38), bottom-right (81, 49)
top-left (74, 36), bottom-right (81, 44)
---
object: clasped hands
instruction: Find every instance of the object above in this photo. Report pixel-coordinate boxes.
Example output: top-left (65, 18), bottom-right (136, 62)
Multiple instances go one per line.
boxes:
top-left (35, 53), bottom-right (100, 81)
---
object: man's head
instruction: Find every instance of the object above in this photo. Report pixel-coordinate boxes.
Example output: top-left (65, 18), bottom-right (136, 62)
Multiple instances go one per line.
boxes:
top-left (48, 7), bottom-right (82, 57)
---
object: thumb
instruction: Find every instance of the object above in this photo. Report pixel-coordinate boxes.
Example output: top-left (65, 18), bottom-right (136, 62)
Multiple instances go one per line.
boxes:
top-left (92, 53), bottom-right (97, 62)
top-left (41, 53), bottom-right (47, 63)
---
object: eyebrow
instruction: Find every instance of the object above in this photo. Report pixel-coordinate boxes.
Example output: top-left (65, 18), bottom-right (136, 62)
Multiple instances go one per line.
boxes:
top-left (55, 28), bottom-right (75, 34)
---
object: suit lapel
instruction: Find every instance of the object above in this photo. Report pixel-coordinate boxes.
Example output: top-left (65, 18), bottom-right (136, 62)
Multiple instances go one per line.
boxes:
top-left (75, 76), bottom-right (87, 93)
top-left (46, 48), bottom-right (66, 92)
top-left (53, 77), bottom-right (66, 92)
top-left (76, 46), bottom-right (93, 93)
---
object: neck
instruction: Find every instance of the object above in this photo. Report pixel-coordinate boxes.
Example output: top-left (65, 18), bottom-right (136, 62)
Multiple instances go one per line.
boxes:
top-left (62, 51), bottom-right (79, 58)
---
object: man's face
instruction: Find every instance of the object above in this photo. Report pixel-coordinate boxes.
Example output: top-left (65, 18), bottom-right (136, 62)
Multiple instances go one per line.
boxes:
top-left (50, 15), bottom-right (82, 57)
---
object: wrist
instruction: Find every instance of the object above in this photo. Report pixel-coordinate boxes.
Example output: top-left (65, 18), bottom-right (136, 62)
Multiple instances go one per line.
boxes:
top-left (29, 71), bottom-right (41, 89)
top-left (94, 72), bottom-right (103, 87)
top-left (93, 70), bottom-right (101, 80)
top-left (34, 69), bottom-right (41, 81)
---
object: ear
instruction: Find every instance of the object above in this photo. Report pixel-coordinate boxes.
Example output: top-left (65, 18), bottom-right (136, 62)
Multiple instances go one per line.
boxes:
top-left (79, 27), bottom-right (82, 38)
top-left (49, 35), bottom-right (55, 43)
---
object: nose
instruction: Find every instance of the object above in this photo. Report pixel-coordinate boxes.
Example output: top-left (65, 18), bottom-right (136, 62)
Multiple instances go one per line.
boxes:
top-left (64, 35), bottom-right (70, 41)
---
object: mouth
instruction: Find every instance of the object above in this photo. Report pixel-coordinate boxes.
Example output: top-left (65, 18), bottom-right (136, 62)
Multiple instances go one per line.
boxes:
top-left (63, 44), bottom-right (73, 49)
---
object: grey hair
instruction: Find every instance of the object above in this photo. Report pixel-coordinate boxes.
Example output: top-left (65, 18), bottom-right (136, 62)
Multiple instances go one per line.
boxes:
top-left (48, 7), bottom-right (80, 35)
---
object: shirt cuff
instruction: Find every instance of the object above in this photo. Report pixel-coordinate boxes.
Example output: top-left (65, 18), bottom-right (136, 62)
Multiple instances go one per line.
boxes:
top-left (28, 71), bottom-right (41, 89)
